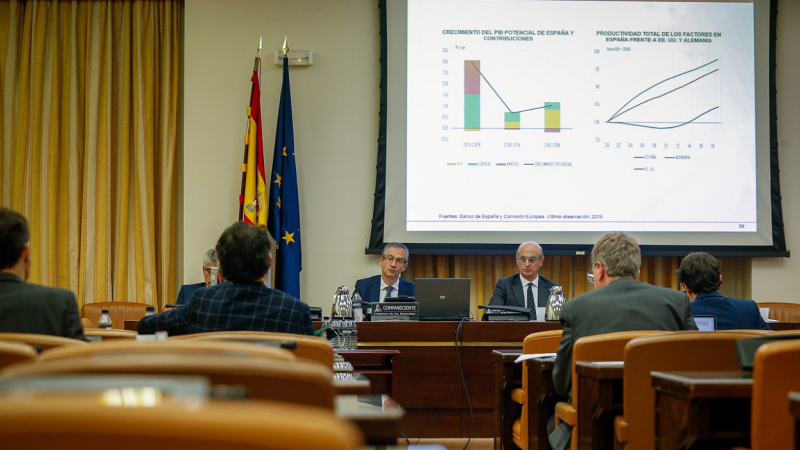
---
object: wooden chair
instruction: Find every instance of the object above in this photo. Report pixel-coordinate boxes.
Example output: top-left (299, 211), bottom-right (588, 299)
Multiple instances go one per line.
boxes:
top-left (0, 333), bottom-right (88, 351)
top-left (170, 330), bottom-right (334, 368)
top-left (80, 318), bottom-right (93, 329)
top-left (2, 353), bottom-right (335, 410)
top-left (0, 340), bottom-right (37, 370)
top-left (732, 339), bottom-right (800, 450)
top-left (38, 340), bottom-right (296, 363)
top-left (756, 302), bottom-right (800, 322)
top-left (511, 330), bottom-right (563, 450)
top-left (0, 396), bottom-right (364, 450)
top-left (83, 328), bottom-right (138, 340)
top-left (81, 302), bottom-right (150, 329)
top-left (614, 330), bottom-right (768, 450)
top-left (554, 331), bottom-right (665, 450)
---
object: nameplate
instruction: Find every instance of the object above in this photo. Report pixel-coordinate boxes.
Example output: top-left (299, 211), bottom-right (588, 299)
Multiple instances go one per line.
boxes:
top-left (372, 302), bottom-right (419, 321)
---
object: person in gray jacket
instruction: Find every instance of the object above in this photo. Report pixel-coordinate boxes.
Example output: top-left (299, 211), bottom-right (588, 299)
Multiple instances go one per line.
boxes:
top-left (0, 207), bottom-right (85, 340)
top-left (549, 232), bottom-right (697, 450)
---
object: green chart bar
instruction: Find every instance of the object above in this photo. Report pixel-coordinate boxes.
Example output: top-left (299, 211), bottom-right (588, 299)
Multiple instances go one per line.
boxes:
top-left (545, 102), bottom-right (561, 132)
top-left (465, 60), bottom-right (481, 131)
top-left (504, 112), bottom-right (520, 130)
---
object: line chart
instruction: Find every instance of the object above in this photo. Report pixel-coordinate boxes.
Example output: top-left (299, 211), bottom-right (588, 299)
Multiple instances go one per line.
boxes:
top-left (607, 59), bottom-right (721, 130)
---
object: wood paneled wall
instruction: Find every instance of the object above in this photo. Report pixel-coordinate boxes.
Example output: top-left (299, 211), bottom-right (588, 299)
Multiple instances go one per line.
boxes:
top-left (408, 255), bottom-right (751, 320)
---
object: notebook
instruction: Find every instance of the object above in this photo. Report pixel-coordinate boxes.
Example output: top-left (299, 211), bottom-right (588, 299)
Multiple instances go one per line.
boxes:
top-left (414, 278), bottom-right (471, 320)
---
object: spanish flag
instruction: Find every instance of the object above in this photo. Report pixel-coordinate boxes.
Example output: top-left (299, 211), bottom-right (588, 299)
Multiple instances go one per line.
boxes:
top-left (240, 65), bottom-right (267, 226)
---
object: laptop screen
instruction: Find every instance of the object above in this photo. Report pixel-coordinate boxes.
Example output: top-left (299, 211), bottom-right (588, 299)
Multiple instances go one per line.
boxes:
top-left (414, 278), bottom-right (471, 319)
top-left (693, 315), bottom-right (717, 331)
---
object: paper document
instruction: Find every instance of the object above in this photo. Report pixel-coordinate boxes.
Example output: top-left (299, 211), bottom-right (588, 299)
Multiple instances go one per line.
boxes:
top-left (515, 353), bottom-right (557, 363)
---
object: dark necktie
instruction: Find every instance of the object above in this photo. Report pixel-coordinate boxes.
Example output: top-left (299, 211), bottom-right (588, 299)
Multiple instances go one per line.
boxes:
top-left (527, 282), bottom-right (537, 320)
top-left (384, 286), bottom-right (393, 301)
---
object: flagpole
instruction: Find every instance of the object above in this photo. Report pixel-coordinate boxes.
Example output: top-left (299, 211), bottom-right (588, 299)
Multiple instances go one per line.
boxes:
top-left (239, 37), bottom-right (263, 221)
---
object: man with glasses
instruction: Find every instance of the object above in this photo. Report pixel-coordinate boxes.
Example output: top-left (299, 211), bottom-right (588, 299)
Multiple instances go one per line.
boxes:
top-left (355, 242), bottom-right (415, 305)
top-left (175, 248), bottom-right (227, 305)
top-left (488, 241), bottom-right (559, 321)
top-left (548, 232), bottom-right (696, 450)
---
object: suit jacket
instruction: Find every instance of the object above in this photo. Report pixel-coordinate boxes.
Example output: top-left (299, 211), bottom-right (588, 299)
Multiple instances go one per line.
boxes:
top-left (176, 282), bottom-right (206, 305)
top-left (138, 282), bottom-right (313, 336)
top-left (354, 275), bottom-right (415, 305)
top-left (548, 278), bottom-right (697, 450)
top-left (488, 274), bottom-right (558, 309)
top-left (0, 273), bottom-right (85, 340)
top-left (553, 277), bottom-right (697, 396)
top-left (690, 291), bottom-right (770, 331)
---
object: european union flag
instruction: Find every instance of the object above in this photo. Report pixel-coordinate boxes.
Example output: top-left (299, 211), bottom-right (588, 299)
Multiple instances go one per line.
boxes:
top-left (268, 56), bottom-right (302, 300)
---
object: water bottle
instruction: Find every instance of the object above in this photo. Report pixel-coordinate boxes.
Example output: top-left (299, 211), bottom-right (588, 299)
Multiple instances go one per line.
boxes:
top-left (98, 309), bottom-right (113, 329)
top-left (545, 286), bottom-right (567, 321)
top-left (352, 319), bottom-right (358, 349)
top-left (342, 317), bottom-right (354, 350)
top-left (330, 318), bottom-right (343, 350)
top-left (321, 316), bottom-right (332, 340)
top-left (145, 306), bottom-right (155, 316)
top-left (352, 291), bottom-right (364, 322)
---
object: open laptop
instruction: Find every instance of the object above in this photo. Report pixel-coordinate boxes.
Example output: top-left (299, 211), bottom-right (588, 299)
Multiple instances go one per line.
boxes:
top-left (693, 315), bottom-right (717, 332)
top-left (415, 278), bottom-right (471, 321)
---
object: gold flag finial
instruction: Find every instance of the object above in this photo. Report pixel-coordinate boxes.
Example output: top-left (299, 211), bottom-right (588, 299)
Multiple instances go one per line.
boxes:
top-left (257, 36), bottom-right (262, 56)
top-left (282, 36), bottom-right (289, 57)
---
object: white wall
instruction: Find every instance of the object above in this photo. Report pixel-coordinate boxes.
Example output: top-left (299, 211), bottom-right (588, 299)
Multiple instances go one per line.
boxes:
top-left (184, 0), bottom-right (800, 310)
top-left (752, 0), bottom-right (800, 303)
top-left (184, 0), bottom-right (382, 309)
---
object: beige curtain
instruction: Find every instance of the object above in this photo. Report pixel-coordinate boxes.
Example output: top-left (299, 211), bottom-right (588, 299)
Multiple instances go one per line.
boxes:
top-left (408, 255), bottom-right (750, 320)
top-left (0, 0), bottom-right (182, 309)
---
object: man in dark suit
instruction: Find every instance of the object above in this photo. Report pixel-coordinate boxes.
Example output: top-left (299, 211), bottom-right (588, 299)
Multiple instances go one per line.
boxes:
top-left (175, 248), bottom-right (226, 305)
top-left (139, 222), bottom-right (312, 336)
top-left (678, 252), bottom-right (769, 331)
top-left (488, 241), bottom-right (558, 321)
top-left (549, 232), bottom-right (697, 450)
top-left (0, 208), bottom-right (85, 340)
top-left (355, 242), bottom-right (415, 304)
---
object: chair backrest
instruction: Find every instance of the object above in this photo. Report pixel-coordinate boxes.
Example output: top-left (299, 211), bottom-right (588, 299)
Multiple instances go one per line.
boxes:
top-left (38, 340), bottom-right (297, 363)
top-left (521, 330), bottom-right (563, 393)
top-left (571, 331), bottom-right (665, 408)
top-left (81, 302), bottom-right (150, 329)
top-left (622, 330), bottom-right (767, 450)
top-left (756, 302), bottom-right (800, 322)
top-left (0, 340), bottom-right (37, 370)
top-left (0, 397), bottom-right (364, 450)
top-left (750, 339), bottom-right (800, 450)
top-left (80, 318), bottom-right (93, 329)
top-left (0, 333), bottom-right (88, 351)
top-left (83, 328), bottom-right (139, 341)
top-left (2, 353), bottom-right (335, 410)
top-left (170, 331), bottom-right (334, 368)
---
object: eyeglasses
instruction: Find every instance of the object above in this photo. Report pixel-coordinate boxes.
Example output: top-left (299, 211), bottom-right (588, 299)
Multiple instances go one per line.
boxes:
top-left (203, 266), bottom-right (218, 275)
top-left (517, 256), bottom-right (541, 264)
top-left (586, 261), bottom-right (602, 283)
top-left (383, 256), bottom-right (406, 265)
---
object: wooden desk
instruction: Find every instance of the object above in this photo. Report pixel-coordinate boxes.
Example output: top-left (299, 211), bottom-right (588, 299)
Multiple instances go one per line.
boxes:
top-left (528, 356), bottom-right (565, 450)
top-left (651, 371), bottom-right (752, 450)
top-left (337, 349), bottom-right (400, 399)
top-left (791, 391), bottom-right (800, 450)
top-left (575, 361), bottom-right (624, 450)
top-left (492, 349), bottom-right (522, 450)
top-left (324, 321), bottom-right (560, 438)
top-left (336, 394), bottom-right (404, 445)
top-left (124, 320), bottom-right (139, 332)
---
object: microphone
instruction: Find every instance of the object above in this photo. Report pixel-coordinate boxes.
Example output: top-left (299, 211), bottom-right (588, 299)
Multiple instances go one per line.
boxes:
top-left (479, 304), bottom-right (534, 321)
